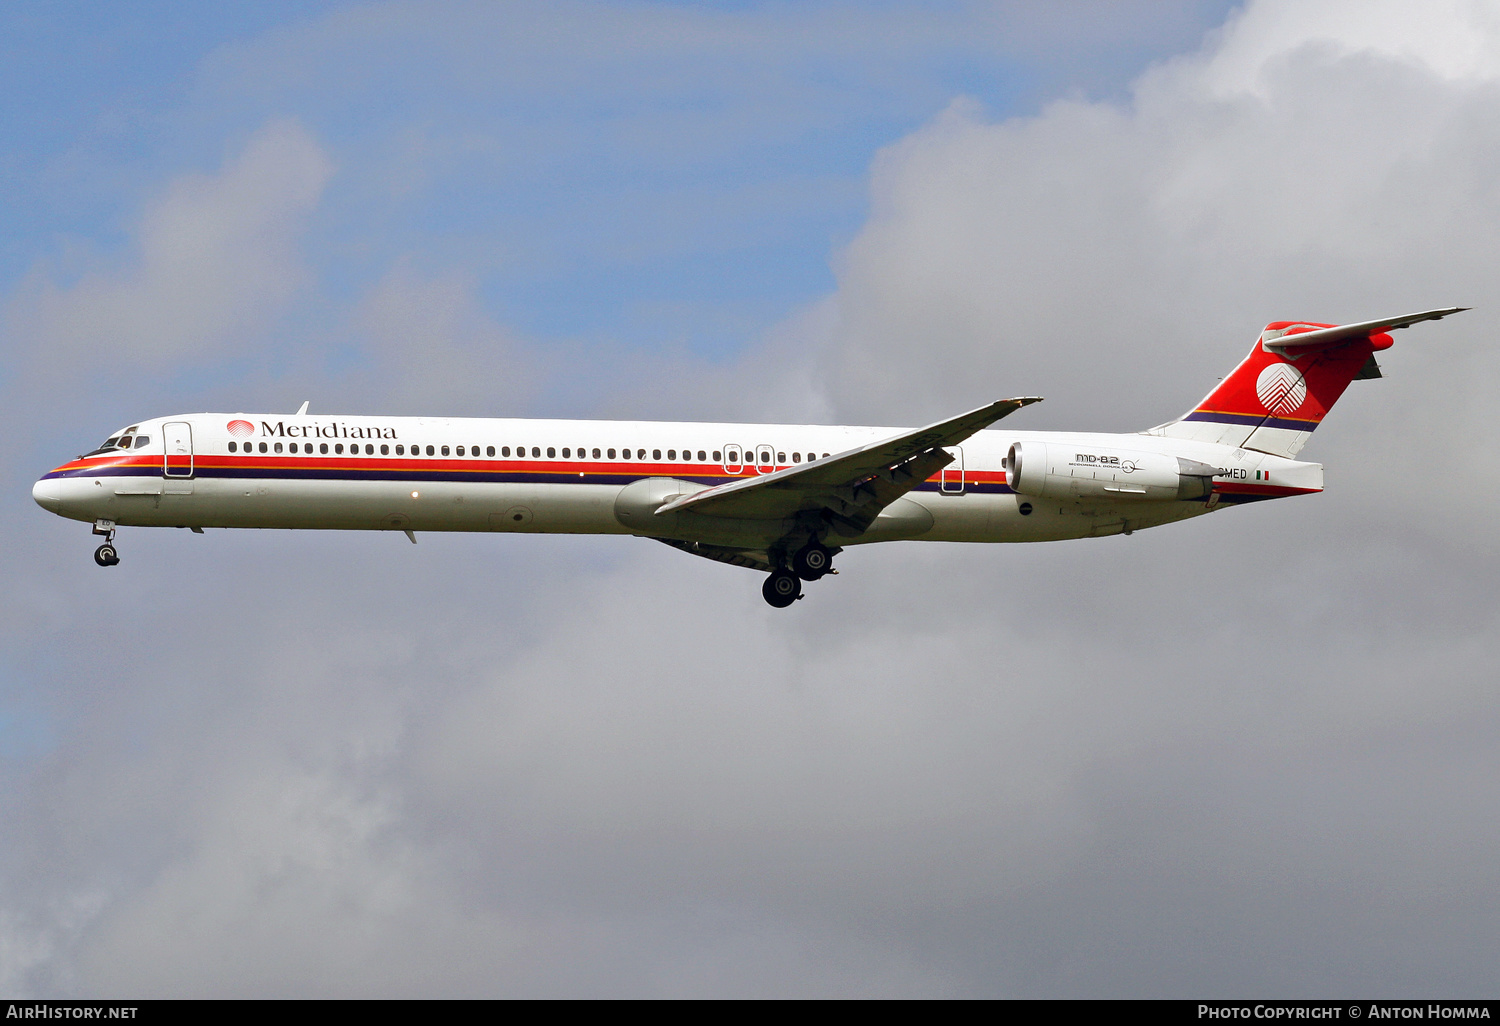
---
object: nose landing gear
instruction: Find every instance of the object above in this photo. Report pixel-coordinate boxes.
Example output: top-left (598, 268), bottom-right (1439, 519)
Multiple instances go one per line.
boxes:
top-left (92, 519), bottom-right (120, 567)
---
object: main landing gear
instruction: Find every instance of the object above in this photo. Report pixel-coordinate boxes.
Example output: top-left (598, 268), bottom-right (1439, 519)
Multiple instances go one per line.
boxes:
top-left (762, 571), bottom-right (801, 608)
top-left (761, 542), bottom-right (836, 608)
top-left (92, 519), bottom-right (120, 567)
top-left (791, 542), bottom-right (832, 581)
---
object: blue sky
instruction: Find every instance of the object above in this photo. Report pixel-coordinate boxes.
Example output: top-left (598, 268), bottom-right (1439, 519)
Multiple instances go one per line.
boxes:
top-left (0, 1), bottom-right (1233, 363)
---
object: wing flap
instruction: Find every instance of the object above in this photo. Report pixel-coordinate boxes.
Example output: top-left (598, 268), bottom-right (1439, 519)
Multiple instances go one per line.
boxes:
top-left (655, 538), bottom-right (776, 572)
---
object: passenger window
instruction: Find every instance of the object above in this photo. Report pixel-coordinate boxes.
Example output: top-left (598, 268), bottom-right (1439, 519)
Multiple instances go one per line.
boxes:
top-left (320, 443), bottom-right (329, 454)
top-left (502, 446), bottom-right (510, 457)
top-left (713, 451), bottom-right (721, 461)
top-left (441, 445), bottom-right (450, 456)
top-left (697, 450), bottom-right (706, 461)
top-left (274, 442), bottom-right (283, 453)
top-left (380, 444), bottom-right (389, 455)
top-left (792, 452), bottom-right (800, 463)
top-left (260, 442), bottom-right (269, 453)
top-left (487, 446), bottom-right (495, 457)
top-left (547, 447), bottom-right (556, 458)
top-left (777, 452), bottom-right (785, 463)
top-left (607, 448), bottom-right (616, 459)
top-left (592, 448), bottom-right (601, 459)
top-left (667, 450), bottom-right (676, 460)
top-left (456, 445), bottom-right (465, 456)
top-left (653, 449), bottom-right (661, 460)
top-left (294, 443), bottom-right (303, 453)
top-left (562, 448), bottom-right (570, 458)
top-left (228, 441), bottom-right (237, 453)
top-left (426, 445), bottom-right (435, 456)
top-left (395, 444), bottom-right (404, 455)
top-left (531, 447), bottom-right (540, 458)
top-left (335, 443), bottom-right (343, 454)
top-left (727, 449), bottom-right (738, 463)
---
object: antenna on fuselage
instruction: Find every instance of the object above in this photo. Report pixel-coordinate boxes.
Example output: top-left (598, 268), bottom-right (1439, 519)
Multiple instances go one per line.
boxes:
top-left (295, 401), bottom-right (310, 415)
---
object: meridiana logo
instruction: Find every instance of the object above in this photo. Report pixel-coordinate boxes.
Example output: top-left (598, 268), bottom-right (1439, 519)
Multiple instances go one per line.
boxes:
top-left (227, 420), bottom-right (255, 438)
top-left (1255, 363), bottom-right (1307, 415)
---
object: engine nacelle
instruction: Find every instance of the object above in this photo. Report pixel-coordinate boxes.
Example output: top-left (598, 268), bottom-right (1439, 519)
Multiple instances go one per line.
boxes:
top-left (1007, 442), bottom-right (1216, 502)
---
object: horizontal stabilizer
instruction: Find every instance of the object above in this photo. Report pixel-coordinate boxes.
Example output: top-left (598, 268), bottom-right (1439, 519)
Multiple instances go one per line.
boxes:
top-left (1262, 307), bottom-right (1468, 351)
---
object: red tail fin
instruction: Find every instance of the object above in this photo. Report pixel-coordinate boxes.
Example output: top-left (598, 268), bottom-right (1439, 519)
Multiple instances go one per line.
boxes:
top-left (1158, 308), bottom-right (1465, 457)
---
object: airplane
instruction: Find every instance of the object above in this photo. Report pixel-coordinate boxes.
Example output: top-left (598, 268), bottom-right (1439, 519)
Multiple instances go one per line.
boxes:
top-left (33, 307), bottom-right (1464, 607)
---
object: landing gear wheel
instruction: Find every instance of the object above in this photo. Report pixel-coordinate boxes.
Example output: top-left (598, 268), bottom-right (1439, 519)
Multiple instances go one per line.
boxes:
top-left (762, 570), bottom-right (801, 608)
top-left (792, 543), bottom-right (832, 581)
top-left (93, 544), bottom-right (119, 567)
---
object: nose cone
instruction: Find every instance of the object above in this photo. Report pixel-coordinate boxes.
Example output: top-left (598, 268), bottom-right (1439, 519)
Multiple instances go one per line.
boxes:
top-left (32, 477), bottom-right (62, 513)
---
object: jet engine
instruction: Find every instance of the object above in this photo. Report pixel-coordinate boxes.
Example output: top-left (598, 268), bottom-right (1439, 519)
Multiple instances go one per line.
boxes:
top-left (1006, 442), bottom-right (1216, 502)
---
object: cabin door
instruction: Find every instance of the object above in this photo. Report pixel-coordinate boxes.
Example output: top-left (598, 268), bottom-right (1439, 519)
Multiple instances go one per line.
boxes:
top-left (940, 446), bottom-right (965, 494)
top-left (163, 422), bottom-right (194, 478)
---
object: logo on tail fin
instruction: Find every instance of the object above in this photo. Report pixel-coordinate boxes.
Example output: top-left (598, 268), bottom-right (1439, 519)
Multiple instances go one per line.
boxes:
top-left (1255, 364), bottom-right (1307, 415)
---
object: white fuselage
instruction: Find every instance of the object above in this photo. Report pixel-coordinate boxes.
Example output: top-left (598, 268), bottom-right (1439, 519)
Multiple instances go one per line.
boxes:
top-left (33, 412), bottom-right (1324, 549)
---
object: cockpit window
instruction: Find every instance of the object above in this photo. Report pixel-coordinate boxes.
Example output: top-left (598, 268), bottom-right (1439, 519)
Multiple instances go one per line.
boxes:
top-left (133, 435), bottom-right (150, 448)
top-left (84, 433), bottom-right (132, 457)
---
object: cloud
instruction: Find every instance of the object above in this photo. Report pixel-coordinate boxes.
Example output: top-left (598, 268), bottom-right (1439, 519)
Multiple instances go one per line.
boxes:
top-left (8, 120), bottom-right (333, 374)
top-left (813, 0), bottom-right (1500, 580)
top-left (1204, 0), bottom-right (1500, 96)
top-left (346, 264), bottom-right (537, 417)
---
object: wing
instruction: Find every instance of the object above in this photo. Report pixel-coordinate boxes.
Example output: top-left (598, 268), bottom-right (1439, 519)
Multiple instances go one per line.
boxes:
top-left (1263, 307), bottom-right (1469, 351)
top-left (655, 397), bottom-right (1042, 534)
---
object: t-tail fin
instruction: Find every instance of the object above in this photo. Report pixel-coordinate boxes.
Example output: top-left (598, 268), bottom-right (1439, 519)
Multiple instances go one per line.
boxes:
top-left (1156, 308), bottom-right (1467, 457)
